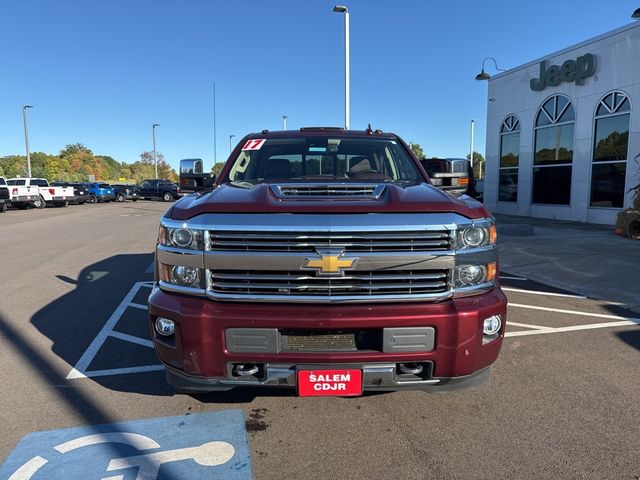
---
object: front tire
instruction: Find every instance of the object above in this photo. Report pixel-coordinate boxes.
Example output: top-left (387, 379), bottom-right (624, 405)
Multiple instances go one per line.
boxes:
top-left (89, 195), bottom-right (97, 204)
top-left (33, 195), bottom-right (46, 209)
top-left (0, 203), bottom-right (7, 213)
top-left (163, 192), bottom-right (173, 202)
top-left (117, 194), bottom-right (126, 202)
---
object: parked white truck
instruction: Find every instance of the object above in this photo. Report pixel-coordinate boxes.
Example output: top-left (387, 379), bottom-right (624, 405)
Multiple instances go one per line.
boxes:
top-left (7, 178), bottom-right (74, 208)
top-left (2, 177), bottom-right (39, 209)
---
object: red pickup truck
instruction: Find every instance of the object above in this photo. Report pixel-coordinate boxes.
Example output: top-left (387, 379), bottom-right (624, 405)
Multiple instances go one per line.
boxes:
top-left (148, 128), bottom-right (507, 396)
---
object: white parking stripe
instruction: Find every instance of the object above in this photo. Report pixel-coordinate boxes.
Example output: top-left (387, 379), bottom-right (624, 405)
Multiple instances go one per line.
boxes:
top-left (503, 287), bottom-right (587, 299)
top-left (509, 303), bottom-right (640, 322)
top-left (81, 365), bottom-right (165, 378)
top-left (506, 320), bottom-right (638, 337)
top-left (507, 321), bottom-right (551, 330)
top-left (128, 302), bottom-right (148, 310)
top-left (109, 331), bottom-right (154, 348)
top-left (67, 282), bottom-right (155, 379)
top-left (499, 276), bottom-right (528, 281)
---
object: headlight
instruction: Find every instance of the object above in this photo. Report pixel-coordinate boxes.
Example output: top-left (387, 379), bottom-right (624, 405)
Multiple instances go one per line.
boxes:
top-left (454, 262), bottom-right (497, 288)
top-left (159, 225), bottom-right (203, 250)
top-left (158, 263), bottom-right (204, 289)
top-left (457, 225), bottom-right (497, 249)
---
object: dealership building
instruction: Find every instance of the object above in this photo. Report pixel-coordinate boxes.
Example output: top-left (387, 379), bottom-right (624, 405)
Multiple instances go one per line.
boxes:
top-left (482, 21), bottom-right (640, 225)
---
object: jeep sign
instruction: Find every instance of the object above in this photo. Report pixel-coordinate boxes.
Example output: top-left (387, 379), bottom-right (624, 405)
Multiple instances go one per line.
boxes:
top-left (530, 53), bottom-right (597, 91)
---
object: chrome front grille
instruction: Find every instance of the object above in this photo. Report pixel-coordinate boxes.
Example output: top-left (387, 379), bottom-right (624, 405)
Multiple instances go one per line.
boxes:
top-left (208, 230), bottom-right (451, 252)
top-left (209, 269), bottom-right (449, 298)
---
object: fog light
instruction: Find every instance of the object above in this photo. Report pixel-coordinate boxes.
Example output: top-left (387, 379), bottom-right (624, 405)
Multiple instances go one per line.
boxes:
top-left (483, 315), bottom-right (502, 336)
top-left (171, 265), bottom-right (200, 287)
top-left (155, 317), bottom-right (175, 336)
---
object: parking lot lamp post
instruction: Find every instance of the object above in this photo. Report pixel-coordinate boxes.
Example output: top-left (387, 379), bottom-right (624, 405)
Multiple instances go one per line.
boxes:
top-left (474, 57), bottom-right (507, 81)
top-left (469, 119), bottom-right (475, 169)
top-left (152, 123), bottom-right (159, 179)
top-left (283, 115), bottom-right (288, 130)
top-left (22, 105), bottom-right (33, 178)
top-left (333, 5), bottom-right (350, 129)
top-left (229, 134), bottom-right (235, 154)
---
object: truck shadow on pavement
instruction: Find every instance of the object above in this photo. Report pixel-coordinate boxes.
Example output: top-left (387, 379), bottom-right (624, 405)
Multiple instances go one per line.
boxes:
top-left (29, 253), bottom-right (311, 401)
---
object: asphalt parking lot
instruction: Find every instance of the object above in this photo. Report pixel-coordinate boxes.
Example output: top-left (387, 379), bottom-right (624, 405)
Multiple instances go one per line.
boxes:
top-left (1, 202), bottom-right (639, 479)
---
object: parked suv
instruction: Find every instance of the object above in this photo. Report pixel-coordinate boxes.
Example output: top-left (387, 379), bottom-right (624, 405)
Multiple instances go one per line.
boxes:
top-left (148, 128), bottom-right (506, 396)
top-left (138, 179), bottom-right (182, 202)
top-left (113, 184), bottom-right (140, 202)
top-left (86, 182), bottom-right (116, 203)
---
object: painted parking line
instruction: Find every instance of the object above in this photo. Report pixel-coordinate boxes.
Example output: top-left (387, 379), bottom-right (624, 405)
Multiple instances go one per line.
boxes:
top-left (0, 411), bottom-right (253, 479)
top-left (502, 287), bottom-right (587, 299)
top-left (67, 281), bottom-right (161, 380)
top-left (145, 262), bottom-right (154, 274)
top-left (505, 303), bottom-right (640, 338)
top-left (499, 276), bottom-right (528, 281)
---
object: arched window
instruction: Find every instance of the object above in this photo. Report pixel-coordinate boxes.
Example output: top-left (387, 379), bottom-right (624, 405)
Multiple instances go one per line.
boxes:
top-left (590, 91), bottom-right (631, 208)
top-left (532, 95), bottom-right (575, 205)
top-left (499, 115), bottom-right (520, 202)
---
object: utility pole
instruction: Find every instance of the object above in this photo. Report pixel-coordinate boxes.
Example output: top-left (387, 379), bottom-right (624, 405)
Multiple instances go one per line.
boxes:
top-left (229, 134), bottom-right (235, 154)
top-left (333, 6), bottom-right (350, 129)
top-left (283, 115), bottom-right (288, 130)
top-left (469, 119), bottom-right (475, 169)
top-left (22, 105), bottom-right (33, 178)
top-left (153, 123), bottom-right (160, 179)
top-left (213, 82), bottom-right (217, 166)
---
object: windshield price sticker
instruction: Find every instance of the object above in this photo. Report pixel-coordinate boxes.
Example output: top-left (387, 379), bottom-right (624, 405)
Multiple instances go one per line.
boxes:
top-left (298, 369), bottom-right (362, 397)
top-left (241, 139), bottom-right (266, 151)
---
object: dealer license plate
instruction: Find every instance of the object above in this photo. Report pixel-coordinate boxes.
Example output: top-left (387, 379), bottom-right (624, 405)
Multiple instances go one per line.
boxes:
top-left (297, 369), bottom-right (362, 397)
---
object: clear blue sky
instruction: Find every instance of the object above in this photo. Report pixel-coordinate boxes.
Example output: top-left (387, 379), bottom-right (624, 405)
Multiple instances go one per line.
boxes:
top-left (1, 0), bottom-right (637, 169)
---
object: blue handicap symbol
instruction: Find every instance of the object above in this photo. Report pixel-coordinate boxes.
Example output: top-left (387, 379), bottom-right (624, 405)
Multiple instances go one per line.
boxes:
top-left (0, 409), bottom-right (252, 479)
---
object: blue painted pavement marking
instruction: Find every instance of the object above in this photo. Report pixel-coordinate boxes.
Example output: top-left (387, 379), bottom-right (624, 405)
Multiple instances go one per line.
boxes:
top-left (144, 262), bottom-right (154, 274)
top-left (0, 410), bottom-right (253, 480)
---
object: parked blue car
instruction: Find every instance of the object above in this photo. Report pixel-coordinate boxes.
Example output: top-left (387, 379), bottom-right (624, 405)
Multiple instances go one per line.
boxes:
top-left (86, 182), bottom-right (116, 203)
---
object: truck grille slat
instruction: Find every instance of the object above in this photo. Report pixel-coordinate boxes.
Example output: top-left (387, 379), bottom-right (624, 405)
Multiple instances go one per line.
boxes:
top-left (209, 230), bottom-right (452, 252)
top-left (209, 270), bottom-right (449, 297)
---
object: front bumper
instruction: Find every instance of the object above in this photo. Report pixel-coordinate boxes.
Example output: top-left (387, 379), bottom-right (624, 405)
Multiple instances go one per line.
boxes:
top-left (148, 286), bottom-right (507, 392)
top-left (97, 194), bottom-right (116, 201)
top-left (71, 194), bottom-right (91, 203)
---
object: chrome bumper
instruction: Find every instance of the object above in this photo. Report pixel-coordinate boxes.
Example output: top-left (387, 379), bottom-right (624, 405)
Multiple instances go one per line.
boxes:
top-left (164, 363), bottom-right (492, 393)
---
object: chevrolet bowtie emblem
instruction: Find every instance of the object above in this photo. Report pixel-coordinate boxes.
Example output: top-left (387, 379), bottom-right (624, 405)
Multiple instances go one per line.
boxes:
top-left (303, 249), bottom-right (358, 276)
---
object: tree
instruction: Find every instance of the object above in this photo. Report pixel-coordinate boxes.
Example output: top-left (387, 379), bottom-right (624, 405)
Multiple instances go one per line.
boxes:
top-left (410, 143), bottom-right (425, 159)
top-left (212, 162), bottom-right (225, 176)
top-left (467, 151), bottom-right (485, 178)
top-left (60, 143), bottom-right (93, 158)
top-left (0, 165), bottom-right (4, 176)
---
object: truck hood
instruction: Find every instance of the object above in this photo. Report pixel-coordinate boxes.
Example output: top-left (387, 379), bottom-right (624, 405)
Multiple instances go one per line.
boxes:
top-left (169, 183), bottom-right (490, 220)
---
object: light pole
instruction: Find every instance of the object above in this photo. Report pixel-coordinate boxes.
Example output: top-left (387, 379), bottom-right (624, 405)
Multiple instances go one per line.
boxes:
top-left (283, 115), bottom-right (288, 130)
top-left (229, 134), bottom-right (235, 153)
top-left (333, 5), bottom-right (350, 129)
top-left (22, 105), bottom-right (33, 178)
top-left (469, 119), bottom-right (475, 170)
top-left (152, 123), bottom-right (160, 179)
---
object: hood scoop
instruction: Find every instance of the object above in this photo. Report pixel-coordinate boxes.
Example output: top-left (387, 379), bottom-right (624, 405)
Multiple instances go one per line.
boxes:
top-left (270, 183), bottom-right (386, 200)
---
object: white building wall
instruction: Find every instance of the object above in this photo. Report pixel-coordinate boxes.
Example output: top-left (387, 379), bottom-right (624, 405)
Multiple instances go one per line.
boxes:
top-left (484, 22), bottom-right (640, 225)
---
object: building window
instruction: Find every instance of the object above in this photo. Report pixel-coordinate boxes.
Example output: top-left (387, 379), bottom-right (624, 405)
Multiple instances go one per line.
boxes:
top-left (533, 95), bottom-right (575, 205)
top-left (590, 91), bottom-right (631, 208)
top-left (499, 115), bottom-right (520, 202)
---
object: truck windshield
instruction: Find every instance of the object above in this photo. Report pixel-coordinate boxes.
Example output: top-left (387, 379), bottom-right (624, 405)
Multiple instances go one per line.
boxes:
top-left (226, 137), bottom-right (421, 185)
